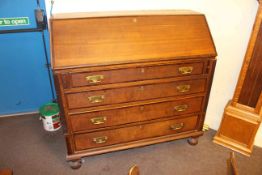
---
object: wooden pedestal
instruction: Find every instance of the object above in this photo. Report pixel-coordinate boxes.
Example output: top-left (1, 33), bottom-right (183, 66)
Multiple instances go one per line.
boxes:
top-left (214, 102), bottom-right (261, 156)
top-left (214, 0), bottom-right (262, 156)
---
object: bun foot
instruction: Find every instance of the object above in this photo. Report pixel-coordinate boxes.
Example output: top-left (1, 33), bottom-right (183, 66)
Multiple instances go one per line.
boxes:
top-left (187, 137), bottom-right (198, 146)
top-left (69, 159), bottom-right (82, 169)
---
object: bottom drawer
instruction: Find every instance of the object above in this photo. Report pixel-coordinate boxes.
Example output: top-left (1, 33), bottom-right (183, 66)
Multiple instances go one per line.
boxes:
top-left (74, 115), bottom-right (198, 151)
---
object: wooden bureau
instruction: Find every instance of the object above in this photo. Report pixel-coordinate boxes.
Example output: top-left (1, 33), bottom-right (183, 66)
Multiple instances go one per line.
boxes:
top-left (50, 10), bottom-right (217, 169)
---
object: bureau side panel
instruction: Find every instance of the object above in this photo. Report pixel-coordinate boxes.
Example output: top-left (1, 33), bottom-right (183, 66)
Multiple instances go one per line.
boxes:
top-left (197, 58), bottom-right (217, 130)
top-left (53, 73), bottom-right (75, 155)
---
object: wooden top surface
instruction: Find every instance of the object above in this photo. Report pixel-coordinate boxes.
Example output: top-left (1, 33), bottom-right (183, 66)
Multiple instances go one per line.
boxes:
top-left (51, 10), bottom-right (201, 20)
top-left (51, 10), bottom-right (217, 69)
top-left (51, 10), bottom-right (201, 19)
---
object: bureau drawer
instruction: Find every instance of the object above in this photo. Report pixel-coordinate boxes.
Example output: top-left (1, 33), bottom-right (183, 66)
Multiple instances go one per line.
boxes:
top-left (74, 115), bottom-right (198, 150)
top-left (68, 62), bottom-right (204, 88)
top-left (66, 78), bottom-right (206, 109)
top-left (70, 96), bottom-right (203, 132)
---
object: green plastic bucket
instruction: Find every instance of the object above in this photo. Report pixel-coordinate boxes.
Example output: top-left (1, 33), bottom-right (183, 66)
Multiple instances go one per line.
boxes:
top-left (39, 103), bottom-right (61, 131)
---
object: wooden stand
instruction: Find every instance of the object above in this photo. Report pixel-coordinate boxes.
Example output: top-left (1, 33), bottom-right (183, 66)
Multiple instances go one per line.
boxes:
top-left (213, 1), bottom-right (262, 156)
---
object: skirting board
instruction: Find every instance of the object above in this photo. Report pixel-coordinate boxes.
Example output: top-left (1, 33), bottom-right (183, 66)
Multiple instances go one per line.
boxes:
top-left (0, 111), bottom-right (39, 118)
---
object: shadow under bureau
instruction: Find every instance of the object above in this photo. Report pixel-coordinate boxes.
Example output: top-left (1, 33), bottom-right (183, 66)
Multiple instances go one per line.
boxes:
top-left (50, 10), bottom-right (217, 169)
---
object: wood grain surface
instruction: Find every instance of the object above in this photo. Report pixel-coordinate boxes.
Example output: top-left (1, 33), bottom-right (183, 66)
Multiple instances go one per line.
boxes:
top-left (51, 14), bottom-right (216, 69)
top-left (51, 11), bottom-right (217, 166)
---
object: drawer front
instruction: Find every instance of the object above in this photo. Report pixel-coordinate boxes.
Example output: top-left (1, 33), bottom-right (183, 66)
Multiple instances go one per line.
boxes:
top-left (69, 62), bottom-right (204, 88)
top-left (67, 79), bottom-right (206, 109)
top-left (70, 96), bottom-right (203, 132)
top-left (74, 115), bottom-right (198, 150)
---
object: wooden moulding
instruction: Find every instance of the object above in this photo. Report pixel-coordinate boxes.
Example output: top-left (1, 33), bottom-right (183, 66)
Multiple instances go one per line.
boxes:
top-left (213, 101), bottom-right (261, 156)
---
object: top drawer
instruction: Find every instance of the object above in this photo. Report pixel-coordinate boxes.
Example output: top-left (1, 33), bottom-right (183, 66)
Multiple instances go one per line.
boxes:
top-left (64, 62), bottom-right (204, 88)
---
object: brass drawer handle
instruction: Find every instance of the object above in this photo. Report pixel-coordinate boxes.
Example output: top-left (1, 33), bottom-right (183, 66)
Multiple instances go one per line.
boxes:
top-left (176, 84), bottom-right (191, 93)
top-left (93, 136), bottom-right (108, 144)
top-left (90, 116), bottom-right (107, 125)
top-left (170, 123), bottom-right (184, 130)
top-left (88, 95), bottom-right (105, 103)
top-left (179, 66), bottom-right (193, 75)
top-left (174, 104), bottom-right (188, 112)
top-left (86, 75), bottom-right (104, 84)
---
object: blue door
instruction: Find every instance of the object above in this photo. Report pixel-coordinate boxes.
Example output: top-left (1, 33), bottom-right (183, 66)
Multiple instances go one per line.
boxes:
top-left (0, 0), bottom-right (54, 115)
